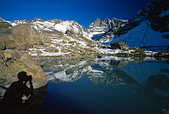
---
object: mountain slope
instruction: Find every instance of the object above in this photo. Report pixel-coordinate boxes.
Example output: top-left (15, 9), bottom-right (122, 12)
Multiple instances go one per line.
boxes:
top-left (6, 18), bottom-right (102, 56)
top-left (105, 20), bottom-right (169, 51)
top-left (10, 18), bottom-right (90, 38)
top-left (105, 0), bottom-right (169, 51)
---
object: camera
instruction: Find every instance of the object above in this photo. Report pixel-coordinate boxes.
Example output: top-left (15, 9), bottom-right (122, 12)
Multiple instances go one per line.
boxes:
top-left (27, 75), bottom-right (32, 81)
top-left (22, 75), bottom-right (32, 82)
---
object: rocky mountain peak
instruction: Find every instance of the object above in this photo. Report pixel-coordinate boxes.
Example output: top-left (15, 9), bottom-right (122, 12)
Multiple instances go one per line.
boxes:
top-left (87, 17), bottom-right (127, 42)
top-left (88, 18), bottom-right (102, 28)
top-left (94, 18), bottom-right (101, 26)
top-left (87, 17), bottom-right (126, 33)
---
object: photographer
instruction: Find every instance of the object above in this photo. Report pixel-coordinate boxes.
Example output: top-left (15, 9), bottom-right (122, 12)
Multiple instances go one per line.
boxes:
top-left (1, 71), bottom-right (34, 106)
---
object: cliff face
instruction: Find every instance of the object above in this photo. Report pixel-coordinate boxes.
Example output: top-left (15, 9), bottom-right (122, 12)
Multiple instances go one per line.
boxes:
top-left (87, 18), bottom-right (126, 33)
top-left (87, 18), bottom-right (126, 42)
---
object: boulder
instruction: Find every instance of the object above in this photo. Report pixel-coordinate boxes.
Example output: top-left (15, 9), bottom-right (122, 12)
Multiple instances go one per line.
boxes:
top-left (0, 24), bottom-right (41, 50)
top-left (110, 41), bottom-right (129, 50)
top-left (0, 50), bottom-right (47, 92)
top-left (65, 30), bottom-right (76, 37)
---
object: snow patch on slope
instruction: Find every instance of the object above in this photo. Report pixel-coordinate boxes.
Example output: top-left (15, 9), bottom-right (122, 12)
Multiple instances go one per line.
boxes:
top-left (9, 19), bottom-right (90, 38)
top-left (104, 21), bottom-right (169, 50)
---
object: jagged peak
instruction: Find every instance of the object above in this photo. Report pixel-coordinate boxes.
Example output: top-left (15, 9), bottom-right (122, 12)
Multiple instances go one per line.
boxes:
top-left (93, 18), bottom-right (101, 25)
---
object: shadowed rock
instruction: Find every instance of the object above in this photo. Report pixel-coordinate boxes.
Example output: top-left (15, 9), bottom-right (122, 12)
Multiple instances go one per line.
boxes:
top-left (110, 41), bottom-right (129, 50)
top-left (0, 50), bottom-right (47, 94)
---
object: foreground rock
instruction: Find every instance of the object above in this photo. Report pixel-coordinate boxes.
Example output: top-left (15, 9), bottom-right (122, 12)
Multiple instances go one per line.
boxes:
top-left (0, 50), bottom-right (47, 91)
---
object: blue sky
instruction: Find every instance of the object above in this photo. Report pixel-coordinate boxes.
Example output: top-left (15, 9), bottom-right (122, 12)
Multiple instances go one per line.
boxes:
top-left (0, 0), bottom-right (150, 28)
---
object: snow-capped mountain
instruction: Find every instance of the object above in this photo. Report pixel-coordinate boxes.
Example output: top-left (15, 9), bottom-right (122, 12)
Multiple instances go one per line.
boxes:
top-left (10, 18), bottom-right (90, 38)
top-left (0, 17), bottom-right (103, 57)
top-left (1, 0), bottom-right (168, 53)
top-left (87, 18), bottom-right (127, 42)
top-left (105, 0), bottom-right (169, 51)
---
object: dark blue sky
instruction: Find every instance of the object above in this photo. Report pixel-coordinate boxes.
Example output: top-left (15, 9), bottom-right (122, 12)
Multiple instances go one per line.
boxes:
top-left (0, 0), bottom-right (150, 28)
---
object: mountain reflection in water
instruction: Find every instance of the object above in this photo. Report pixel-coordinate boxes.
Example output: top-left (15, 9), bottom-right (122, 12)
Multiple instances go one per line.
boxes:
top-left (36, 56), bottom-right (169, 114)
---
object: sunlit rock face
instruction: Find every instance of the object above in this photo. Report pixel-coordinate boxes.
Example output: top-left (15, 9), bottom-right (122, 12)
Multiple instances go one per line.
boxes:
top-left (0, 24), bottom-right (41, 50)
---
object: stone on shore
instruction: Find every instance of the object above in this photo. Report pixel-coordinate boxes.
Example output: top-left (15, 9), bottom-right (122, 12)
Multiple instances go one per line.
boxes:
top-left (0, 50), bottom-right (47, 91)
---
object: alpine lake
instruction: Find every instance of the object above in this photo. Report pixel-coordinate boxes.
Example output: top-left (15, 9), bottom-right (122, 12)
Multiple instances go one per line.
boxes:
top-left (8, 56), bottom-right (169, 114)
top-left (28, 56), bottom-right (169, 114)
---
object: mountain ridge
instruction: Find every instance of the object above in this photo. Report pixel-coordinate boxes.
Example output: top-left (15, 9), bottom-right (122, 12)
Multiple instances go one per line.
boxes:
top-left (0, 0), bottom-right (168, 52)
top-left (101, 0), bottom-right (169, 51)
top-left (9, 18), bottom-right (90, 39)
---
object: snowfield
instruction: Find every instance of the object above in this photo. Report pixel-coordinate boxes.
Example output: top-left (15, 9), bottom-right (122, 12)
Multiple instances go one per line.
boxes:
top-left (103, 21), bottom-right (169, 51)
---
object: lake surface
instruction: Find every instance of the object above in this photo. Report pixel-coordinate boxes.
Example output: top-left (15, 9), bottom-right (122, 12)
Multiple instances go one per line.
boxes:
top-left (34, 57), bottom-right (169, 114)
